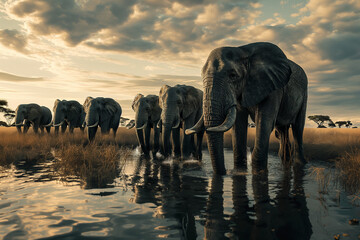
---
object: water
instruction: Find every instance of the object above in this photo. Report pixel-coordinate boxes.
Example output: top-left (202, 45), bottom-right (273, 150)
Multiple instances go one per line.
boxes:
top-left (0, 149), bottom-right (360, 239)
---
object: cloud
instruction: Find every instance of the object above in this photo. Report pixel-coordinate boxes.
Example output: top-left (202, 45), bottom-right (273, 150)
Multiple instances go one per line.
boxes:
top-left (0, 29), bottom-right (28, 53)
top-left (0, 71), bottom-right (43, 82)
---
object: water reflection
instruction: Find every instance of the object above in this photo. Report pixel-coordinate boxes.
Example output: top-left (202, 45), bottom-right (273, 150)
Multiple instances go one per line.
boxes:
top-left (130, 157), bottom-right (208, 239)
top-left (127, 156), bottom-right (313, 239)
top-left (4, 149), bottom-right (360, 239)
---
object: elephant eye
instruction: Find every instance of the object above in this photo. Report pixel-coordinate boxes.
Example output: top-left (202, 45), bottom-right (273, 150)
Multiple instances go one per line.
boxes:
top-left (229, 71), bottom-right (237, 80)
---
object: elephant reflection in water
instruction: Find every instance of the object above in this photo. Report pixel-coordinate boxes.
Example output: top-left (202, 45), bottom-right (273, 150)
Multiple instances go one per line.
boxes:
top-left (129, 158), bottom-right (208, 239)
top-left (205, 167), bottom-right (312, 240)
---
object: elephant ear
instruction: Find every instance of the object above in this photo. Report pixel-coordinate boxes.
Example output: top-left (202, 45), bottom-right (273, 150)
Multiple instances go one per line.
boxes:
top-left (240, 42), bottom-right (291, 107)
top-left (159, 85), bottom-right (170, 107)
top-left (132, 94), bottom-right (144, 111)
top-left (181, 86), bottom-right (203, 119)
top-left (102, 98), bottom-right (119, 121)
top-left (53, 99), bottom-right (61, 111)
top-left (147, 95), bottom-right (161, 122)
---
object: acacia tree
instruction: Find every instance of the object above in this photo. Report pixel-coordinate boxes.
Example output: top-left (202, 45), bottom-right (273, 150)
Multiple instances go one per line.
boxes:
top-left (308, 115), bottom-right (334, 128)
top-left (335, 121), bottom-right (353, 128)
top-left (0, 99), bottom-right (15, 126)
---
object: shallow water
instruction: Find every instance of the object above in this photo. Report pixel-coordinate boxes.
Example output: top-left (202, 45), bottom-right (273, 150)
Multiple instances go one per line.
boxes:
top-left (0, 149), bottom-right (359, 239)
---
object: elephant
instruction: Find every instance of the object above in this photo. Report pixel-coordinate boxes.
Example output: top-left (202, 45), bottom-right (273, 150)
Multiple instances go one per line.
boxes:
top-left (186, 42), bottom-right (308, 175)
top-left (83, 97), bottom-right (122, 142)
top-left (125, 119), bottom-right (135, 129)
top-left (128, 94), bottom-right (162, 158)
top-left (52, 99), bottom-right (85, 134)
top-left (159, 84), bottom-right (204, 160)
top-left (14, 103), bottom-right (52, 134)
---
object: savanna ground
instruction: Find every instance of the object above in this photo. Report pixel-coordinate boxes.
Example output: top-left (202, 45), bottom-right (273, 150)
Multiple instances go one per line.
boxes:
top-left (0, 127), bottom-right (360, 193)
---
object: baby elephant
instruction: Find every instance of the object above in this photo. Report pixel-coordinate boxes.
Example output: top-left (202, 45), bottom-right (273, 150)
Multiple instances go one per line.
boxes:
top-left (129, 94), bottom-right (162, 158)
top-left (15, 103), bottom-right (52, 134)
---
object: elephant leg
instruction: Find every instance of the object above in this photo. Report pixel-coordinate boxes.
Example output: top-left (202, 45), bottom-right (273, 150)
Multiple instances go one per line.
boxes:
top-left (40, 126), bottom-right (44, 135)
top-left (55, 126), bottom-right (59, 135)
top-left (33, 122), bottom-right (39, 134)
top-left (183, 117), bottom-right (195, 160)
top-left (232, 108), bottom-right (249, 171)
top-left (172, 127), bottom-right (181, 158)
top-left (292, 101), bottom-right (307, 165)
top-left (195, 131), bottom-right (204, 161)
top-left (112, 126), bottom-right (117, 140)
top-left (16, 126), bottom-right (22, 134)
top-left (61, 122), bottom-right (67, 133)
top-left (69, 125), bottom-right (74, 134)
top-left (23, 121), bottom-right (30, 134)
top-left (101, 120), bottom-right (111, 134)
top-left (153, 127), bottom-right (160, 158)
top-left (276, 125), bottom-right (291, 165)
top-left (136, 129), bottom-right (148, 155)
top-left (46, 126), bottom-right (51, 134)
top-left (251, 106), bottom-right (278, 174)
top-left (144, 125), bottom-right (151, 157)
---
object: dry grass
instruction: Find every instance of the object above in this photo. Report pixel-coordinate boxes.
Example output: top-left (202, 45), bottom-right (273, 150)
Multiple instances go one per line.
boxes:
top-left (53, 144), bottom-right (131, 188)
top-left (0, 127), bottom-right (135, 188)
top-left (335, 148), bottom-right (360, 194)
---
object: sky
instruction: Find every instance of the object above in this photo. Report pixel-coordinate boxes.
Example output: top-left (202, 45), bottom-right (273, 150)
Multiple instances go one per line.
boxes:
top-left (0, 0), bottom-right (359, 127)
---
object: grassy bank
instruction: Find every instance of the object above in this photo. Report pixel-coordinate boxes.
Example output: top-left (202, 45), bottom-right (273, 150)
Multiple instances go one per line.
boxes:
top-left (1, 127), bottom-right (360, 190)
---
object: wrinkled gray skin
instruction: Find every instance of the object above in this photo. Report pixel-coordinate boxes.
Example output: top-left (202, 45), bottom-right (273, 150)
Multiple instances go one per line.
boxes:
top-left (186, 42), bottom-right (308, 175)
top-left (159, 84), bottom-right (204, 160)
top-left (83, 97), bottom-right (122, 142)
top-left (129, 94), bottom-right (162, 158)
top-left (53, 99), bottom-right (85, 134)
top-left (15, 103), bottom-right (52, 134)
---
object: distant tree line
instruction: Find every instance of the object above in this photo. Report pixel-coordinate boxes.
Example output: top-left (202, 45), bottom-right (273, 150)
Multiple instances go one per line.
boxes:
top-left (0, 99), bottom-right (15, 126)
top-left (308, 115), bottom-right (356, 128)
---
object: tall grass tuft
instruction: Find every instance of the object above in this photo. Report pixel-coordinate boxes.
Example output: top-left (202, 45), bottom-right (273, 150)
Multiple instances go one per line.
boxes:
top-left (54, 144), bottom-right (131, 189)
top-left (336, 148), bottom-right (360, 195)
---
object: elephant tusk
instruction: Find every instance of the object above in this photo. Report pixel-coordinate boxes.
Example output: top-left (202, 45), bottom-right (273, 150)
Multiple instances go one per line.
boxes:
top-left (206, 106), bottom-right (237, 132)
top-left (185, 114), bottom-right (204, 135)
top-left (15, 122), bottom-right (23, 126)
top-left (136, 123), bottom-right (147, 130)
top-left (172, 118), bottom-right (180, 129)
top-left (87, 121), bottom-right (98, 128)
top-left (43, 120), bottom-right (53, 127)
top-left (157, 119), bottom-right (162, 129)
top-left (53, 121), bottom-right (64, 127)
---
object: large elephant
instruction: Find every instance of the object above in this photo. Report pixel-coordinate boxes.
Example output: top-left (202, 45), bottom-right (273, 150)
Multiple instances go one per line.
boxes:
top-left (83, 97), bottom-right (122, 142)
top-left (186, 42), bottom-right (308, 175)
top-left (14, 103), bottom-right (52, 134)
top-left (128, 94), bottom-right (162, 158)
top-left (53, 99), bottom-right (85, 134)
top-left (159, 84), bottom-right (204, 160)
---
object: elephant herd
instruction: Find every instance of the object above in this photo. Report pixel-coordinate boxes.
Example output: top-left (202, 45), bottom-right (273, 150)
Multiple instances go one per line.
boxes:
top-left (14, 42), bottom-right (308, 175)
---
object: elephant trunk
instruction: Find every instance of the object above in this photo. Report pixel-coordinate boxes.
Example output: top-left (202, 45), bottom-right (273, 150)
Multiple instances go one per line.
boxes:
top-left (53, 110), bottom-right (65, 127)
top-left (162, 123), bottom-right (172, 157)
top-left (160, 108), bottom-right (180, 157)
top-left (15, 113), bottom-right (24, 126)
top-left (135, 108), bottom-right (148, 130)
top-left (86, 106), bottom-right (99, 141)
top-left (203, 75), bottom-right (237, 175)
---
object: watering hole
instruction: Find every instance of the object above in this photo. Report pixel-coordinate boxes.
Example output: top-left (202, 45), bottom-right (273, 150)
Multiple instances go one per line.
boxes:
top-left (0, 149), bottom-right (359, 239)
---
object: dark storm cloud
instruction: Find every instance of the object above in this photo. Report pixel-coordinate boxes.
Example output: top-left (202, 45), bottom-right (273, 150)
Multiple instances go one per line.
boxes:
top-left (0, 71), bottom-right (43, 82)
top-left (318, 33), bottom-right (360, 61)
top-left (0, 29), bottom-right (28, 53)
